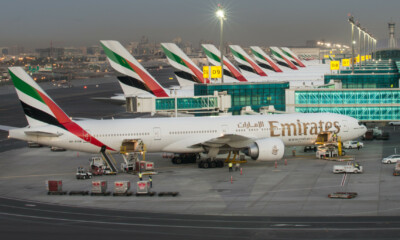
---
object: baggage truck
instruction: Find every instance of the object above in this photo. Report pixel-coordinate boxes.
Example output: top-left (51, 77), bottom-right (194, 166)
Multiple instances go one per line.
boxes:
top-left (333, 164), bottom-right (363, 173)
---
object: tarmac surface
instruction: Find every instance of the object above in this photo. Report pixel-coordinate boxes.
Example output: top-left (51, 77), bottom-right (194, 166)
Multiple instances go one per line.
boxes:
top-left (1, 70), bottom-right (400, 239)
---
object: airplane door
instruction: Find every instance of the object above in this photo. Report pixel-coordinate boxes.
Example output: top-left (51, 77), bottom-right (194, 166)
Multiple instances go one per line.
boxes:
top-left (221, 125), bottom-right (229, 134)
top-left (153, 127), bottom-right (161, 140)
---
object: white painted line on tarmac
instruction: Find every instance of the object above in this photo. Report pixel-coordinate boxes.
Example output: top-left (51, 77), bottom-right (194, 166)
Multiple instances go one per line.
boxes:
top-left (0, 172), bottom-right (73, 179)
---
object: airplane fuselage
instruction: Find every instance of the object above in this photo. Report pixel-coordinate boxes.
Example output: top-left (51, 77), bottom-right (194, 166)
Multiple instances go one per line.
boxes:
top-left (9, 113), bottom-right (366, 154)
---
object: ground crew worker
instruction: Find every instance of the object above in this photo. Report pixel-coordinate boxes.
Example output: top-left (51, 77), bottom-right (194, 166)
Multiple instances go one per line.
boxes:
top-left (357, 142), bottom-right (360, 150)
top-left (355, 162), bottom-right (360, 169)
top-left (138, 172), bottom-right (143, 181)
top-left (228, 162), bottom-right (233, 172)
top-left (149, 176), bottom-right (153, 188)
top-left (235, 163), bottom-right (240, 171)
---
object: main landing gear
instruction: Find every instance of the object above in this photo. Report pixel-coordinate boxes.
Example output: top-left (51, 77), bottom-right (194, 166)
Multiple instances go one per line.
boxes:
top-left (198, 159), bottom-right (224, 169)
top-left (171, 153), bottom-right (200, 164)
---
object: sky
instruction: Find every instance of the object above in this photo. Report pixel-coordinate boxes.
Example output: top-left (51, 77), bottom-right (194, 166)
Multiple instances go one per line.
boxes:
top-left (1, 0), bottom-right (400, 49)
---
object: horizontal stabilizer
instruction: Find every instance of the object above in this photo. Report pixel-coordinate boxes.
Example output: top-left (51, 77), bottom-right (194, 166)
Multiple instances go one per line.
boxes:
top-left (0, 125), bottom-right (17, 131)
top-left (24, 130), bottom-right (63, 137)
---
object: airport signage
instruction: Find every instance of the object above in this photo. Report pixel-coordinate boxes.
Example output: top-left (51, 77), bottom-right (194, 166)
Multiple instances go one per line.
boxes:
top-left (342, 59), bottom-right (350, 67)
top-left (324, 55), bottom-right (329, 59)
top-left (330, 61), bottom-right (340, 70)
top-left (211, 66), bottom-right (222, 78)
top-left (203, 66), bottom-right (209, 79)
top-left (361, 56), bottom-right (365, 61)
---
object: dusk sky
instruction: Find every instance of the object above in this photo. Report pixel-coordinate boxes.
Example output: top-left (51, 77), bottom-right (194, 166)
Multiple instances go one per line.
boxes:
top-left (1, 0), bottom-right (400, 49)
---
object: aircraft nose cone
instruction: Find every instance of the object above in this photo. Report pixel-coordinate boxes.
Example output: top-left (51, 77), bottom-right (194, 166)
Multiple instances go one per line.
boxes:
top-left (361, 125), bottom-right (367, 135)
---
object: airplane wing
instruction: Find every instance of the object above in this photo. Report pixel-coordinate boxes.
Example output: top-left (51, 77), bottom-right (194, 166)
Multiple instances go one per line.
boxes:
top-left (196, 134), bottom-right (253, 148)
top-left (0, 125), bottom-right (17, 131)
top-left (161, 134), bottom-right (254, 153)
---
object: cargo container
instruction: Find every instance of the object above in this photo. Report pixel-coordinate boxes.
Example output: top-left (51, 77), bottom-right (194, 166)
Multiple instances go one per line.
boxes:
top-left (92, 181), bottom-right (107, 194)
top-left (46, 180), bottom-right (67, 195)
top-left (113, 181), bottom-right (131, 195)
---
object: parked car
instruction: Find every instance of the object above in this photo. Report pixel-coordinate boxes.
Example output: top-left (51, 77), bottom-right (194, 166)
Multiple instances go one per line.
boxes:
top-left (343, 141), bottom-right (364, 149)
top-left (388, 121), bottom-right (400, 126)
top-left (382, 155), bottom-right (400, 164)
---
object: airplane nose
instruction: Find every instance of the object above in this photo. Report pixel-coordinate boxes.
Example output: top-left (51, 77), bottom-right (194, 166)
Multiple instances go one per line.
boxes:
top-left (362, 125), bottom-right (367, 134)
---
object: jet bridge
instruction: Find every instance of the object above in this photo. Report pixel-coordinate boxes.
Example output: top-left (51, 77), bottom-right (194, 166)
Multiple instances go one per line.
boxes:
top-left (125, 91), bottom-right (231, 114)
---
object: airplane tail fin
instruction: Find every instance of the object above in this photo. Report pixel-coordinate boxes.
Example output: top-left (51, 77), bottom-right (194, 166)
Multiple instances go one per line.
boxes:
top-left (281, 47), bottom-right (306, 67)
top-left (250, 46), bottom-right (283, 72)
top-left (201, 44), bottom-right (248, 82)
top-left (9, 67), bottom-right (114, 151)
top-left (8, 67), bottom-right (71, 128)
top-left (270, 47), bottom-right (298, 70)
top-left (229, 45), bottom-right (267, 77)
top-left (100, 40), bottom-right (169, 97)
top-left (161, 43), bottom-right (209, 84)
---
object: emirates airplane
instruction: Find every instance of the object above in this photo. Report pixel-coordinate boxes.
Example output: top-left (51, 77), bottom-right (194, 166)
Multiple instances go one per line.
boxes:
top-left (2, 67), bottom-right (366, 163)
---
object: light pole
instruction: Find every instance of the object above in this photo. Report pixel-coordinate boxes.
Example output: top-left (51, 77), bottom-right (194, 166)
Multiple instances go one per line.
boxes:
top-left (349, 15), bottom-right (355, 74)
top-left (357, 21), bottom-right (361, 69)
top-left (216, 5), bottom-right (225, 83)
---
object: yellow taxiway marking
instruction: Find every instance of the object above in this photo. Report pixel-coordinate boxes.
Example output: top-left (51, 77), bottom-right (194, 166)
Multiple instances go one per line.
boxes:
top-left (0, 172), bottom-right (73, 180)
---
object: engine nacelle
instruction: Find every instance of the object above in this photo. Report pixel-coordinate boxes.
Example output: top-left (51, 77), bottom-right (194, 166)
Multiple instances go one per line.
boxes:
top-left (246, 138), bottom-right (285, 161)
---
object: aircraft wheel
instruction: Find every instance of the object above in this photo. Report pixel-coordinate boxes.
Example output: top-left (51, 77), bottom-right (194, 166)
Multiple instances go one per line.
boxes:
top-left (211, 161), bottom-right (217, 168)
top-left (175, 158), bottom-right (182, 164)
top-left (198, 161), bottom-right (204, 168)
top-left (203, 161), bottom-right (209, 169)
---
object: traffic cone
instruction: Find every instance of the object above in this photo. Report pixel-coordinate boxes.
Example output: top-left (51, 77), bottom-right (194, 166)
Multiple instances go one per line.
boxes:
top-left (284, 159), bottom-right (287, 166)
top-left (230, 175), bottom-right (233, 184)
top-left (77, 152), bottom-right (79, 157)
top-left (240, 168), bottom-right (243, 175)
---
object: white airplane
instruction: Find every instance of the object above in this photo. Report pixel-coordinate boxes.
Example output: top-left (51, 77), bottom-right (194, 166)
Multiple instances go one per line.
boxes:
top-left (3, 67), bottom-right (366, 163)
top-left (202, 44), bottom-right (327, 87)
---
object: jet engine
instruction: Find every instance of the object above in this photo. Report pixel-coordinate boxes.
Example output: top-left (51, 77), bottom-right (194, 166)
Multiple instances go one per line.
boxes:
top-left (245, 138), bottom-right (285, 161)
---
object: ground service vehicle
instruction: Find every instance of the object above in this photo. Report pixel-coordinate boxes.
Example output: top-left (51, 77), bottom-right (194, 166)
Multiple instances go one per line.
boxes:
top-left (343, 141), bottom-right (363, 149)
top-left (333, 164), bottom-right (363, 173)
top-left (382, 155), bottom-right (400, 164)
top-left (76, 167), bottom-right (92, 180)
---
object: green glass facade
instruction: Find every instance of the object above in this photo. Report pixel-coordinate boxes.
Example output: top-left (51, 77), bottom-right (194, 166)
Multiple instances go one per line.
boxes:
top-left (293, 89), bottom-right (400, 121)
top-left (340, 69), bottom-right (397, 74)
top-left (194, 82), bottom-right (289, 114)
top-left (155, 97), bottom-right (218, 111)
top-left (324, 74), bottom-right (399, 88)
top-left (295, 90), bottom-right (400, 105)
top-left (296, 107), bottom-right (400, 121)
top-left (374, 49), bottom-right (400, 60)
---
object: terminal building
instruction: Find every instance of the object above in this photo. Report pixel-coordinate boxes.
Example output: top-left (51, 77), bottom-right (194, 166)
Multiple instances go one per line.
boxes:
top-left (129, 54), bottom-right (400, 122)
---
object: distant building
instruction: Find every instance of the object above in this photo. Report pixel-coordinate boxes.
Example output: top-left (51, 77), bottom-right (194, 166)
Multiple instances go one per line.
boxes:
top-left (64, 47), bottom-right (83, 56)
top-left (306, 40), bottom-right (317, 48)
top-left (35, 48), bottom-right (64, 58)
top-left (87, 45), bottom-right (101, 55)
top-left (0, 47), bottom-right (8, 55)
top-left (9, 45), bottom-right (24, 55)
